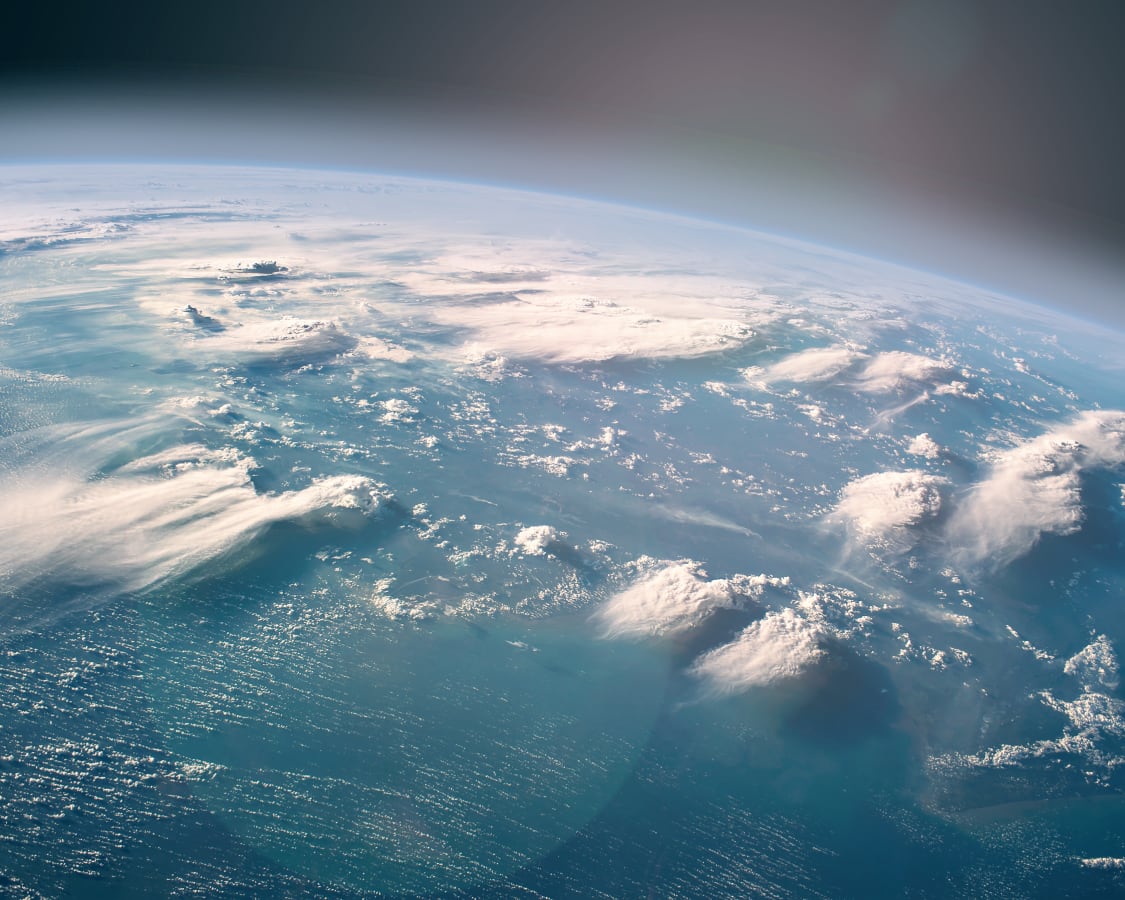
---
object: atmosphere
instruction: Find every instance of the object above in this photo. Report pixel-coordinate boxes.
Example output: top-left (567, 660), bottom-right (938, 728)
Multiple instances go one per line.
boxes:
top-left (3, 0), bottom-right (1125, 324)
top-left (4, 5), bottom-right (1125, 898)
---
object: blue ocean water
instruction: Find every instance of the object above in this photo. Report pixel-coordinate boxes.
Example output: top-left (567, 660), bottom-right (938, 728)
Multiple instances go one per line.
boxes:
top-left (1, 166), bottom-right (1124, 896)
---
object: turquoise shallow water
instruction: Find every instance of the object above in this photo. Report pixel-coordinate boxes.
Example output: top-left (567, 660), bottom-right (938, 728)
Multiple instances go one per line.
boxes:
top-left (2, 166), bottom-right (1125, 896)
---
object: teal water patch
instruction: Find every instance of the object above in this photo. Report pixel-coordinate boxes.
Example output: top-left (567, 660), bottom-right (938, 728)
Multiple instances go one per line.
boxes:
top-left (137, 571), bottom-right (669, 894)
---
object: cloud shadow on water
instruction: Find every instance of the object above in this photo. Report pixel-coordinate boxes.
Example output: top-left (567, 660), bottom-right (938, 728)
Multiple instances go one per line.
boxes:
top-left (538, 538), bottom-right (606, 586)
top-left (668, 605), bottom-right (764, 668)
top-left (780, 643), bottom-right (900, 747)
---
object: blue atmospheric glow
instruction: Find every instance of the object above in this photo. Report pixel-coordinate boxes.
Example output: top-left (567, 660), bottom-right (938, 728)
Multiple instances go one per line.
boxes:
top-left (3, 87), bottom-right (1124, 329)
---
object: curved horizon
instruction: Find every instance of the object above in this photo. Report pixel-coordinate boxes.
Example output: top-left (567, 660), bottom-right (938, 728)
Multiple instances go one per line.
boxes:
top-left (4, 105), bottom-right (1124, 335)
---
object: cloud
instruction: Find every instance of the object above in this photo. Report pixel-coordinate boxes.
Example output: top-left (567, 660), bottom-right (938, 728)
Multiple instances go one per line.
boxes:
top-left (688, 608), bottom-right (826, 695)
top-left (0, 422), bottom-right (390, 600)
top-left (594, 561), bottom-right (740, 638)
top-left (854, 351), bottom-right (955, 393)
top-left (746, 347), bottom-right (957, 394)
top-left (194, 315), bottom-right (357, 366)
top-left (1079, 858), bottom-right (1125, 871)
top-left (746, 345), bottom-right (868, 385)
top-left (401, 251), bottom-right (775, 364)
top-left (378, 397), bottom-right (419, 423)
top-left (946, 410), bottom-right (1125, 567)
top-left (830, 470), bottom-right (947, 551)
top-left (513, 525), bottom-right (564, 556)
top-left (906, 433), bottom-right (942, 459)
top-left (162, 394), bottom-right (238, 422)
top-left (937, 634), bottom-right (1125, 777)
top-left (1065, 634), bottom-right (1120, 691)
top-left (430, 295), bottom-right (755, 364)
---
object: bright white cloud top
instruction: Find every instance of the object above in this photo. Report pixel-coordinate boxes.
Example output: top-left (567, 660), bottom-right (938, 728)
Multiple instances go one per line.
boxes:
top-left (831, 470), bottom-right (947, 551)
top-left (689, 608), bottom-right (826, 694)
top-left (594, 562), bottom-right (741, 638)
top-left (854, 351), bottom-right (956, 393)
top-left (513, 525), bottom-right (564, 556)
top-left (947, 410), bottom-right (1125, 567)
top-left (0, 419), bottom-right (389, 599)
top-left (426, 289), bottom-right (761, 365)
top-left (746, 345), bottom-right (868, 385)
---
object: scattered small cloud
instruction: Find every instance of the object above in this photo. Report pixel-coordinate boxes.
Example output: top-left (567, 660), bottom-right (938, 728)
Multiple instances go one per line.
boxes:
top-left (935, 634), bottom-right (1125, 780)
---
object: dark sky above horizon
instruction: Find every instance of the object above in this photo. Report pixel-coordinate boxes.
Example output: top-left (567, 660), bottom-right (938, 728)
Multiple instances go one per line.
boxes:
top-left (3, 0), bottom-right (1124, 322)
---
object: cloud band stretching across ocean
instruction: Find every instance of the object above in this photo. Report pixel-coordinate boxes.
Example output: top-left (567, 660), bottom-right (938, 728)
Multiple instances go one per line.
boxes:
top-left (0, 417), bottom-right (390, 603)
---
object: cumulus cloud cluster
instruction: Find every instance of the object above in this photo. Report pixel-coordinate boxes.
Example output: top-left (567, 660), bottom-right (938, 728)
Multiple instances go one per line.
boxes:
top-left (906, 433), bottom-right (942, 459)
top-left (688, 608), bottom-right (826, 695)
top-left (941, 634), bottom-right (1125, 777)
top-left (748, 346), bottom-right (958, 394)
top-left (397, 250), bottom-right (777, 364)
top-left (0, 422), bottom-right (389, 598)
top-left (1065, 634), bottom-right (1120, 691)
top-left (594, 562), bottom-right (741, 638)
top-left (594, 561), bottom-right (822, 696)
top-left (854, 351), bottom-right (955, 393)
top-left (832, 411), bottom-right (1125, 566)
top-left (194, 315), bottom-right (357, 366)
top-left (513, 525), bottom-right (564, 556)
top-left (431, 295), bottom-right (755, 364)
top-left (831, 470), bottom-right (947, 552)
top-left (745, 345), bottom-right (867, 385)
top-left (947, 410), bottom-right (1125, 567)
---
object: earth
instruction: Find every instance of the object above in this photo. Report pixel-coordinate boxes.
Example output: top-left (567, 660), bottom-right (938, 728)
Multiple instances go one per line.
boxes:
top-left (2, 165), bottom-right (1124, 898)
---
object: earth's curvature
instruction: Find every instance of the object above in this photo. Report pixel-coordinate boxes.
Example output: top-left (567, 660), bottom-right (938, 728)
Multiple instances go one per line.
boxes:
top-left (2, 165), bottom-right (1125, 897)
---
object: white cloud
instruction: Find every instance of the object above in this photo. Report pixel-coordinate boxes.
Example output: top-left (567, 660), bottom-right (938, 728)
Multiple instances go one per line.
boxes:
top-left (855, 351), bottom-right (955, 393)
top-left (1064, 634), bottom-right (1120, 692)
top-left (831, 470), bottom-right (947, 551)
top-left (399, 251), bottom-right (777, 364)
top-left (747, 345), bottom-right (868, 385)
top-left (378, 397), bottom-right (419, 423)
top-left (594, 561), bottom-right (741, 638)
top-left (938, 635), bottom-right (1125, 778)
top-left (512, 453), bottom-right (579, 477)
top-left (162, 394), bottom-right (237, 422)
top-left (0, 428), bottom-right (390, 598)
top-left (1079, 858), bottom-right (1125, 870)
top-left (513, 525), bottom-right (564, 556)
top-left (429, 294), bottom-right (755, 364)
top-left (745, 348), bottom-right (957, 395)
top-left (689, 608), bottom-right (825, 694)
top-left (906, 433), bottom-right (942, 459)
top-left (356, 336), bottom-right (412, 362)
top-left (196, 316), bottom-right (356, 365)
top-left (946, 410), bottom-right (1125, 567)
